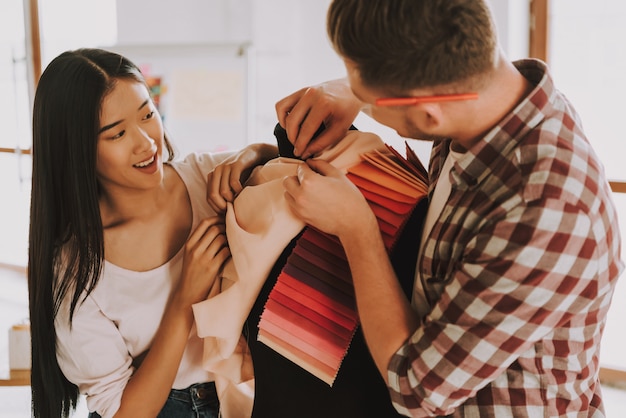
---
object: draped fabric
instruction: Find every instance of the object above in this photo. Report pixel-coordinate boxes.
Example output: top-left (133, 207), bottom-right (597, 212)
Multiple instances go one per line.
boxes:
top-left (258, 143), bottom-right (428, 385)
top-left (192, 127), bottom-right (388, 417)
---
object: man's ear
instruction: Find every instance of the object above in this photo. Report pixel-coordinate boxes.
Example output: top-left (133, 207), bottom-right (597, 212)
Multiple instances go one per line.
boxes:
top-left (409, 102), bottom-right (443, 131)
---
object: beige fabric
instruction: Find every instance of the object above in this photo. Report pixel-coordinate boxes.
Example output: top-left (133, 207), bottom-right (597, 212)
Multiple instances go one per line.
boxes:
top-left (192, 130), bottom-right (386, 417)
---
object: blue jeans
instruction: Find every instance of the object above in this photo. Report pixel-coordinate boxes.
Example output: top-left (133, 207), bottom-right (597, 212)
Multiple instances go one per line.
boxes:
top-left (88, 382), bottom-right (220, 418)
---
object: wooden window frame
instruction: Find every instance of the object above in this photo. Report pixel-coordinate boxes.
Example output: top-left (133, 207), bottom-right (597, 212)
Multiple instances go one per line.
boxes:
top-left (0, 0), bottom-right (39, 156)
top-left (529, 0), bottom-right (549, 62)
top-left (25, 0), bottom-right (41, 91)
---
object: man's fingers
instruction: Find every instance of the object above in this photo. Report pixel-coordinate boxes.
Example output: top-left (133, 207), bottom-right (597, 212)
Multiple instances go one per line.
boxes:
top-left (300, 125), bottom-right (347, 158)
top-left (306, 159), bottom-right (338, 177)
top-left (276, 87), bottom-right (308, 128)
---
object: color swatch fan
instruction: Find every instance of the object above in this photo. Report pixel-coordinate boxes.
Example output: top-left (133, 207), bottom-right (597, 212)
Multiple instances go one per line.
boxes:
top-left (258, 143), bottom-right (428, 385)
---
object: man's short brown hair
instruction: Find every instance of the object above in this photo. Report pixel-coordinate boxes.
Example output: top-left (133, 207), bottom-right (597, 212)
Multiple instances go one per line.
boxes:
top-left (327, 0), bottom-right (498, 93)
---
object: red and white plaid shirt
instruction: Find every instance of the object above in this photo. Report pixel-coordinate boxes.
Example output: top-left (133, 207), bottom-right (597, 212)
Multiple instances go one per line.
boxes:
top-left (388, 59), bottom-right (624, 417)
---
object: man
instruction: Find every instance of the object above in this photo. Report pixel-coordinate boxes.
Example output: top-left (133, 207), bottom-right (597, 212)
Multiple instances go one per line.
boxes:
top-left (276, 0), bottom-right (624, 416)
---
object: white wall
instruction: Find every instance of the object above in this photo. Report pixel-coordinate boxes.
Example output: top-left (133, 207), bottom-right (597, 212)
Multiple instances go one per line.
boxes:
top-left (249, 0), bottom-right (344, 143)
top-left (487, 0), bottom-right (529, 61)
top-left (116, 0), bottom-right (252, 45)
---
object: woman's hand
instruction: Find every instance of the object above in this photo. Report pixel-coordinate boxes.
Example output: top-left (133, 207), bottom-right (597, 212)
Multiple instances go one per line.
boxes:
top-left (206, 143), bottom-right (278, 213)
top-left (175, 216), bottom-right (231, 307)
top-left (117, 216), bottom-right (231, 417)
top-left (275, 78), bottom-right (363, 159)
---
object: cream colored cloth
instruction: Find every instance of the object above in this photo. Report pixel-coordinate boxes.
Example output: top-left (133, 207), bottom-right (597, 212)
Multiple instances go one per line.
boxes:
top-left (192, 131), bottom-right (386, 418)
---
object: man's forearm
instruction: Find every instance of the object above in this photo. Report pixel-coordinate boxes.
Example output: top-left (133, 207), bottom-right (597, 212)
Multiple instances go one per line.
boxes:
top-left (339, 223), bottom-right (420, 381)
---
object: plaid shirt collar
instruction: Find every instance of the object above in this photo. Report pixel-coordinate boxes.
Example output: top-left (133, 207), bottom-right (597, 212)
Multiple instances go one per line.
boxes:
top-left (430, 59), bottom-right (555, 194)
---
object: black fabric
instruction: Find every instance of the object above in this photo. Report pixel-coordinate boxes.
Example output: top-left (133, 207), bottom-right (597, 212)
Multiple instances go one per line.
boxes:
top-left (274, 122), bottom-right (358, 159)
top-left (244, 124), bottom-right (427, 418)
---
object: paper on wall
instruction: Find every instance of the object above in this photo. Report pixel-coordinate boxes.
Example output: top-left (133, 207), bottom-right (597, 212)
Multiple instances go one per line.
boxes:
top-left (168, 69), bottom-right (244, 121)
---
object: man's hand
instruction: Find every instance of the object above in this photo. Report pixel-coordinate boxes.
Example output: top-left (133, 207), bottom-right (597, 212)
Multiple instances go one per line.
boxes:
top-left (276, 78), bottom-right (362, 159)
top-left (282, 159), bottom-right (377, 238)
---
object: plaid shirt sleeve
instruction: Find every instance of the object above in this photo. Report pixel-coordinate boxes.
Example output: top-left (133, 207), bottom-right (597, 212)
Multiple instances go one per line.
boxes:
top-left (387, 59), bottom-right (624, 418)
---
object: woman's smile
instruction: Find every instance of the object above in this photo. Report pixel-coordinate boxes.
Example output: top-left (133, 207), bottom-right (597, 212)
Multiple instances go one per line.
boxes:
top-left (133, 152), bottom-right (160, 174)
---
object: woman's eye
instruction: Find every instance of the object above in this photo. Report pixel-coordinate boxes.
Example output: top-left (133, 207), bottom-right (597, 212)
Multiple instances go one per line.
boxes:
top-left (112, 130), bottom-right (125, 140)
top-left (143, 111), bottom-right (155, 120)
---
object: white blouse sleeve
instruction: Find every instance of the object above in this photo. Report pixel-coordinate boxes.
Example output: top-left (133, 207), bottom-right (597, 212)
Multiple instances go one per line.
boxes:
top-left (55, 293), bottom-right (133, 418)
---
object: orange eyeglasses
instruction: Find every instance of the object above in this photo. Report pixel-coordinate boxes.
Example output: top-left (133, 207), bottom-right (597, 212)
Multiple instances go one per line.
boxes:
top-left (375, 92), bottom-right (478, 107)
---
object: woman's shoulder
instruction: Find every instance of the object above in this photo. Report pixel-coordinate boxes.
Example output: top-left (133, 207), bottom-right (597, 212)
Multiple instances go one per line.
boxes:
top-left (170, 151), bottom-right (235, 180)
top-left (169, 151), bottom-right (235, 218)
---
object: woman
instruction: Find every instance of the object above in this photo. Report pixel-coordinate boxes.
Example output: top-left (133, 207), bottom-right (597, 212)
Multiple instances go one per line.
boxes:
top-left (28, 48), bottom-right (276, 418)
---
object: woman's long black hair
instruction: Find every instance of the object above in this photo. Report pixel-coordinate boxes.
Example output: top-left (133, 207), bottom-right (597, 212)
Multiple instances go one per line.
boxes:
top-left (28, 48), bottom-right (174, 418)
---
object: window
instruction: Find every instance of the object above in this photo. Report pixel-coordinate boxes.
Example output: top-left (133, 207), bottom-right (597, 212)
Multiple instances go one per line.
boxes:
top-left (548, 0), bottom-right (626, 182)
top-left (0, 0), bottom-right (32, 266)
top-left (542, 0), bottom-right (626, 377)
top-left (0, 0), bottom-right (116, 266)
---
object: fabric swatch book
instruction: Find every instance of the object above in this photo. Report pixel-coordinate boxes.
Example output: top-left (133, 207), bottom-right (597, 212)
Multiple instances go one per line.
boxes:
top-left (258, 142), bottom-right (429, 385)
